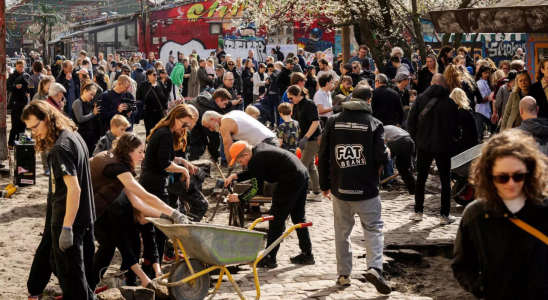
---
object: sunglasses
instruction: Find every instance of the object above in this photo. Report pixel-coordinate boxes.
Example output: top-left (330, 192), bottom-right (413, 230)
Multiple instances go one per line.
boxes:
top-left (228, 63), bottom-right (235, 66)
top-left (152, 73), bottom-right (158, 76)
top-left (492, 172), bottom-right (529, 184)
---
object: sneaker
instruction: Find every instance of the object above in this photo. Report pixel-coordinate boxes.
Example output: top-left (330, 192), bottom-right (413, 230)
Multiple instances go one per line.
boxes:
top-left (45, 170), bottom-right (50, 176)
top-left (163, 253), bottom-right (185, 263)
top-left (440, 215), bottom-right (456, 225)
top-left (5, 186), bottom-right (18, 198)
top-left (290, 252), bottom-right (315, 265)
top-left (409, 212), bottom-right (423, 221)
top-left (365, 268), bottom-right (391, 295)
top-left (307, 193), bottom-right (322, 202)
top-left (336, 275), bottom-right (351, 286)
top-left (257, 255), bottom-right (278, 268)
top-left (4, 182), bottom-right (13, 191)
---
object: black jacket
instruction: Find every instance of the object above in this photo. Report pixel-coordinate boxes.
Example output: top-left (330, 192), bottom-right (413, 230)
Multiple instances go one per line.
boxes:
top-left (318, 99), bottom-right (390, 201)
top-left (416, 67), bottom-right (434, 95)
top-left (266, 69), bottom-right (281, 94)
top-left (392, 85), bottom-right (410, 107)
top-left (528, 82), bottom-right (548, 119)
top-left (305, 75), bottom-right (317, 99)
top-left (516, 117), bottom-right (548, 151)
top-left (56, 70), bottom-right (81, 102)
top-left (371, 85), bottom-right (404, 126)
top-left (277, 67), bottom-right (292, 97)
top-left (197, 67), bottom-right (214, 89)
top-left (226, 67), bottom-right (243, 95)
top-left (241, 68), bottom-right (254, 95)
top-left (452, 199), bottom-right (548, 300)
top-left (276, 50), bottom-right (285, 63)
top-left (349, 70), bottom-right (375, 88)
top-left (6, 70), bottom-right (30, 105)
top-left (461, 80), bottom-right (480, 112)
top-left (453, 108), bottom-right (478, 157)
top-left (408, 84), bottom-right (461, 153)
top-left (189, 92), bottom-right (233, 160)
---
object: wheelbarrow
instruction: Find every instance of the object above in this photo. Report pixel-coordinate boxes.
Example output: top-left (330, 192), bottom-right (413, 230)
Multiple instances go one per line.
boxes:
top-left (451, 144), bottom-right (483, 206)
top-left (146, 216), bottom-right (313, 299)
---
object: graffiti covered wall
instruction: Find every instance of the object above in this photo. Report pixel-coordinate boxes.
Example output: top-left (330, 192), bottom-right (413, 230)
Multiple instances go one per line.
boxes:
top-left (221, 22), bottom-right (266, 62)
top-left (294, 21), bottom-right (335, 53)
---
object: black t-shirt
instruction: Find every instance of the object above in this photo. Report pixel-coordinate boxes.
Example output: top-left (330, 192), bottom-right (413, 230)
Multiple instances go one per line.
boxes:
top-left (103, 162), bottom-right (131, 179)
top-left (139, 126), bottom-right (174, 195)
top-left (49, 130), bottom-right (96, 227)
top-left (293, 98), bottom-right (321, 141)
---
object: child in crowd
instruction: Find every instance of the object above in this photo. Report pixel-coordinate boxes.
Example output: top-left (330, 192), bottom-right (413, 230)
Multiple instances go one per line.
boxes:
top-left (402, 89), bottom-right (417, 131)
top-left (277, 103), bottom-right (300, 154)
top-left (92, 114), bottom-right (130, 156)
top-left (245, 105), bottom-right (261, 120)
top-left (206, 58), bottom-right (216, 78)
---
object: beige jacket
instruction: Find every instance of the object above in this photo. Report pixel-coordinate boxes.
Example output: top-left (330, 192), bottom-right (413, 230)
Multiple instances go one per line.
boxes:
top-left (500, 92), bottom-right (522, 130)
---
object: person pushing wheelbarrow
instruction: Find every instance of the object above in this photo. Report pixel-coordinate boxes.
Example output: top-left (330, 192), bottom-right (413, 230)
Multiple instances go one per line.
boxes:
top-left (224, 141), bottom-right (315, 268)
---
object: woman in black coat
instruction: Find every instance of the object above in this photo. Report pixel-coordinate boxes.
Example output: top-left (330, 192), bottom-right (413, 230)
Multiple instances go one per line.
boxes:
top-left (158, 68), bottom-right (175, 102)
top-left (305, 66), bottom-right (317, 99)
top-left (136, 69), bottom-right (168, 138)
top-left (528, 59), bottom-right (548, 119)
top-left (449, 88), bottom-right (478, 156)
top-left (241, 59), bottom-right (255, 109)
top-left (413, 54), bottom-right (437, 95)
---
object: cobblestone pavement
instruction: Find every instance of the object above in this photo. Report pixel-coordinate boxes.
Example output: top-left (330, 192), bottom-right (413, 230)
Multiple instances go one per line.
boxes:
top-left (198, 180), bottom-right (463, 300)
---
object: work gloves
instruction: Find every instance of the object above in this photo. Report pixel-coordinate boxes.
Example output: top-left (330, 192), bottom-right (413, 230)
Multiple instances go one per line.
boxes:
top-left (299, 136), bottom-right (309, 151)
top-left (59, 227), bottom-right (73, 252)
top-left (171, 210), bottom-right (191, 224)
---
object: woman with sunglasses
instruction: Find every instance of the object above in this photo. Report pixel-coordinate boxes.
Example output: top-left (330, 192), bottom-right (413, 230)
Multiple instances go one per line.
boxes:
top-left (91, 132), bottom-right (185, 292)
top-left (137, 68), bottom-right (168, 137)
top-left (452, 130), bottom-right (548, 299)
top-left (139, 104), bottom-right (197, 271)
top-left (226, 59), bottom-right (243, 98)
top-left (158, 68), bottom-right (175, 103)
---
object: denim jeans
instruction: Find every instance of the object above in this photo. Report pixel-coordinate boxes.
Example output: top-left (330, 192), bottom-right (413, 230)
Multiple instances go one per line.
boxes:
top-left (267, 94), bottom-right (280, 128)
top-left (381, 158), bottom-right (394, 185)
top-left (220, 136), bottom-right (227, 164)
top-left (51, 225), bottom-right (95, 300)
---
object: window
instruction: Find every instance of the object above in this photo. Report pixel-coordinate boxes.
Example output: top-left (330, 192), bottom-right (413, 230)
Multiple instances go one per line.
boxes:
top-left (210, 23), bottom-right (222, 35)
top-left (118, 23), bottom-right (137, 48)
top-left (97, 27), bottom-right (116, 43)
top-left (268, 23), bottom-right (294, 45)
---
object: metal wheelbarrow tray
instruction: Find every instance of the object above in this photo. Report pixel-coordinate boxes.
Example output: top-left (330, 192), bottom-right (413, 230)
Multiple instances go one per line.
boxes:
top-left (148, 218), bottom-right (266, 265)
top-left (146, 217), bottom-right (313, 300)
top-left (451, 144), bottom-right (483, 178)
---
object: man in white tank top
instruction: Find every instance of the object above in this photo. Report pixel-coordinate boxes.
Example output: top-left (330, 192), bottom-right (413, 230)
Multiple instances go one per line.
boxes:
top-left (202, 110), bottom-right (277, 163)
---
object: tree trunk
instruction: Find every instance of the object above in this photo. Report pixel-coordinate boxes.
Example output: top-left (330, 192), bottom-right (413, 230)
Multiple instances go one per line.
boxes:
top-left (470, 33), bottom-right (480, 63)
top-left (442, 33), bottom-right (451, 46)
top-left (42, 17), bottom-right (48, 65)
top-left (353, 23), bottom-right (362, 46)
top-left (410, 0), bottom-right (426, 65)
top-left (454, 33), bottom-right (463, 49)
top-left (0, 0), bottom-right (8, 160)
top-left (358, 19), bottom-right (385, 74)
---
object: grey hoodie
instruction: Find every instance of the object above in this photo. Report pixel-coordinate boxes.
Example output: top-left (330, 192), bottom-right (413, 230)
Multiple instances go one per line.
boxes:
top-left (516, 117), bottom-right (548, 146)
top-left (342, 98), bottom-right (373, 114)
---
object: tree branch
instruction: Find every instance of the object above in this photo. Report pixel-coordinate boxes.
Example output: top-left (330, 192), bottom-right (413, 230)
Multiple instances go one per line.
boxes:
top-left (317, 21), bottom-right (358, 27)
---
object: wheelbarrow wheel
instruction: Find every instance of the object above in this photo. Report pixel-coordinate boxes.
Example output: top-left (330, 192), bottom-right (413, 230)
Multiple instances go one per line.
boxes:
top-left (451, 177), bottom-right (475, 207)
top-left (168, 258), bottom-right (211, 300)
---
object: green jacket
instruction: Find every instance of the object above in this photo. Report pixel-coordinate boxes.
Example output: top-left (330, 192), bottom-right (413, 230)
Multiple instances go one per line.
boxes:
top-left (170, 62), bottom-right (185, 86)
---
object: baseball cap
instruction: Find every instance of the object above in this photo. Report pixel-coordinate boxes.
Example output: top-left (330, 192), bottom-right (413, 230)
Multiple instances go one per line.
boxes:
top-left (55, 55), bottom-right (63, 61)
top-left (229, 141), bottom-right (249, 167)
top-left (76, 68), bottom-right (88, 75)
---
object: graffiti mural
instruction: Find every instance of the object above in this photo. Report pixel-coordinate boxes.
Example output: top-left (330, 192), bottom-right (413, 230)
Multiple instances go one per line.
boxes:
top-left (222, 22), bottom-right (266, 62)
top-left (487, 41), bottom-right (525, 58)
top-left (159, 40), bottom-right (215, 63)
top-left (297, 27), bottom-right (334, 53)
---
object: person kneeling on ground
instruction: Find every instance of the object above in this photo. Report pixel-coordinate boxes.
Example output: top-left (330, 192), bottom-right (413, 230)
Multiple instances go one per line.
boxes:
top-left (318, 85), bottom-right (392, 294)
top-left (224, 141), bottom-right (314, 268)
top-left (92, 133), bottom-right (188, 293)
top-left (93, 114), bottom-right (130, 156)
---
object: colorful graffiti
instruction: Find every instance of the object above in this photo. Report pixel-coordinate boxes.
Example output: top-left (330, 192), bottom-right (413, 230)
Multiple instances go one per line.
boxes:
top-left (221, 22), bottom-right (266, 62)
top-left (159, 39), bottom-right (215, 63)
top-left (297, 27), bottom-right (334, 53)
top-left (150, 1), bottom-right (245, 22)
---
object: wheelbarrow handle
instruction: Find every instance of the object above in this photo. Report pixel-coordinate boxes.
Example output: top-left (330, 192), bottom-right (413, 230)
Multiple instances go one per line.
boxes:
top-left (262, 216), bottom-right (274, 221)
top-left (248, 215), bottom-right (274, 230)
top-left (300, 222), bottom-right (313, 228)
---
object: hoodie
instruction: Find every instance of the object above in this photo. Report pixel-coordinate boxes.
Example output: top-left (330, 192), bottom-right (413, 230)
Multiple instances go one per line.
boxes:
top-left (318, 97), bottom-right (390, 201)
top-left (131, 67), bottom-right (146, 87)
top-left (517, 117), bottom-right (548, 151)
top-left (189, 92), bottom-right (234, 160)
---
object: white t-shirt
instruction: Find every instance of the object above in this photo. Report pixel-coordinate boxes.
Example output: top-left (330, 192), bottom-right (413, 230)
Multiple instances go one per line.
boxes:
top-left (503, 194), bottom-right (526, 214)
top-left (317, 69), bottom-right (340, 83)
top-left (314, 89), bottom-right (333, 117)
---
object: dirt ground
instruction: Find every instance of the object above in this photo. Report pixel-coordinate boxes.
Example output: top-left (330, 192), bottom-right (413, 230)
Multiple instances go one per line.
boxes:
top-left (0, 115), bottom-right (473, 300)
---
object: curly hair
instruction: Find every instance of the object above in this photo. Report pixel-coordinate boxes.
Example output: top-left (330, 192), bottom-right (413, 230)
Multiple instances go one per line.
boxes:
top-left (147, 104), bottom-right (195, 151)
top-left (470, 130), bottom-right (548, 211)
top-left (21, 100), bottom-right (77, 152)
top-left (537, 58), bottom-right (548, 82)
top-left (444, 64), bottom-right (462, 92)
top-left (112, 132), bottom-right (143, 172)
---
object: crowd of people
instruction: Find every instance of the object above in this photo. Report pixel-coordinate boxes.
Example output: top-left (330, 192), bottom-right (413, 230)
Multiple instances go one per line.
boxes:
top-left (9, 43), bottom-right (548, 299)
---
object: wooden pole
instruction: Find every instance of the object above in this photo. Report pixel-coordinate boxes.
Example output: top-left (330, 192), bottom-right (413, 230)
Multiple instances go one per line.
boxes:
top-left (0, 0), bottom-right (8, 161)
top-left (341, 25), bottom-right (350, 64)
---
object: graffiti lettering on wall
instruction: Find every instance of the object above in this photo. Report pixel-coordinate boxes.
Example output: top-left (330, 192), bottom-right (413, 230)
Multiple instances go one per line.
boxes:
top-left (223, 39), bottom-right (266, 62)
top-left (487, 41), bottom-right (525, 58)
top-left (159, 40), bottom-right (215, 64)
top-left (186, 1), bottom-right (246, 21)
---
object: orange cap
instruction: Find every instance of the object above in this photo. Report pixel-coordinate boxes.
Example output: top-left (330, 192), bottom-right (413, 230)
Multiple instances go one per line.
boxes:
top-left (229, 141), bottom-right (248, 167)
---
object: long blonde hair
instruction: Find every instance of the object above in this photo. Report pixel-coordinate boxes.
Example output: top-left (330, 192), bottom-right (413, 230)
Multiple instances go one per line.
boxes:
top-left (450, 88), bottom-right (470, 110)
top-left (37, 76), bottom-right (55, 96)
top-left (244, 59), bottom-right (255, 74)
top-left (491, 70), bottom-right (506, 90)
top-left (444, 64), bottom-right (462, 92)
top-left (513, 72), bottom-right (532, 94)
